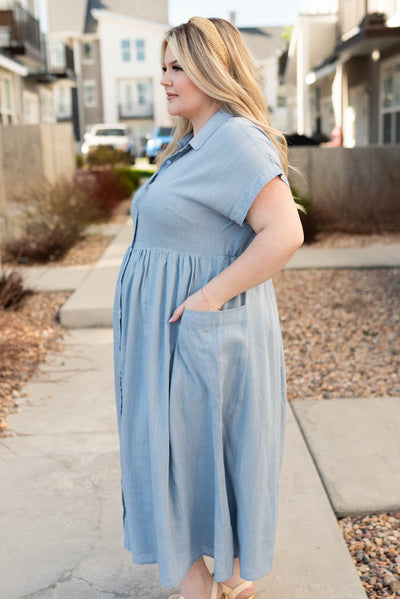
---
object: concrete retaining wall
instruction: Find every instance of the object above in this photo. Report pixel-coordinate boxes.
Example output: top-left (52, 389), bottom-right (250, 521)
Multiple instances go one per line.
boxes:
top-left (0, 123), bottom-right (76, 241)
top-left (288, 145), bottom-right (400, 229)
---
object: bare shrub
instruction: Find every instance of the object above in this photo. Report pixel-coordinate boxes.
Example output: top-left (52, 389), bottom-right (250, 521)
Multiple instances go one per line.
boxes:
top-left (74, 167), bottom-right (134, 219)
top-left (0, 271), bottom-right (33, 309)
top-left (86, 146), bottom-right (131, 167)
top-left (2, 178), bottom-right (100, 264)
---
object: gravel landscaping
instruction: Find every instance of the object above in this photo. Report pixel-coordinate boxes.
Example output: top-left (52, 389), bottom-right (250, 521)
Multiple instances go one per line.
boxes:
top-left (309, 232), bottom-right (400, 248)
top-left (340, 512), bottom-right (400, 598)
top-left (273, 266), bottom-right (400, 598)
top-left (0, 291), bottom-right (67, 433)
top-left (273, 268), bottom-right (400, 401)
top-left (55, 232), bottom-right (112, 266)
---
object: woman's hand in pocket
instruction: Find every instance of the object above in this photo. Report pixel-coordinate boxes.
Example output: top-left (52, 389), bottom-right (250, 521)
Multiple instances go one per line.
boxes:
top-left (168, 288), bottom-right (222, 323)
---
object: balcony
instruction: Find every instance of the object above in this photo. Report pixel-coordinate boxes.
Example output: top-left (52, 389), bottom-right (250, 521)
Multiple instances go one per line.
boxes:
top-left (45, 40), bottom-right (75, 80)
top-left (335, 0), bottom-right (400, 60)
top-left (118, 102), bottom-right (154, 119)
top-left (0, 1), bottom-right (43, 68)
top-left (338, 0), bottom-right (396, 38)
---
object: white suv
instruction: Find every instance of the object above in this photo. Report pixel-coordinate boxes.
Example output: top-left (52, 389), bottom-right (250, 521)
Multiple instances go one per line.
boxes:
top-left (81, 123), bottom-right (136, 163)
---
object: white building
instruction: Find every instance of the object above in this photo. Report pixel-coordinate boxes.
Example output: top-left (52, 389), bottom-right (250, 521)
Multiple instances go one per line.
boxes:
top-left (47, 0), bottom-right (170, 149)
top-left (239, 26), bottom-right (289, 132)
top-left (92, 10), bottom-right (170, 154)
top-left (285, 0), bottom-right (400, 145)
top-left (285, 0), bottom-right (339, 136)
top-left (0, 0), bottom-right (74, 126)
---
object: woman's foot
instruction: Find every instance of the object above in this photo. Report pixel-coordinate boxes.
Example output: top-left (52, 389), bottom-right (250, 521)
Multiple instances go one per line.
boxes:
top-left (221, 558), bottom-right (255, 599)
top-left (221, 580), bottom-right (255, 599)
top-left (179, 557), bottom-right (224, 599)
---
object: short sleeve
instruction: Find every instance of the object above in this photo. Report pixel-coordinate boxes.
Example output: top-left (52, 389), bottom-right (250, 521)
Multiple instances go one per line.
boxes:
top-left (204, 118), bottom-right (290, 227)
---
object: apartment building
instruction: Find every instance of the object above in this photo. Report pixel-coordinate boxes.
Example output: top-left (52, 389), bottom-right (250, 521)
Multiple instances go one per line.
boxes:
top-left (239, 26), bottom-right (289, 132)
top-left (286, 0), bottom-right (400, 145)
top-left (0, 0), bottom-right (75, 126)
top-left (47, 0), bottom-right (170, 149)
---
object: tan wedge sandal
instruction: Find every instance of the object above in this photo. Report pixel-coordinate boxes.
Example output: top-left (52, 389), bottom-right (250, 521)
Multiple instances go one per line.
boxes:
top-left (167, 578), bottom-right (220, 599)
top-left (220, 581), bottom-right (255, 599)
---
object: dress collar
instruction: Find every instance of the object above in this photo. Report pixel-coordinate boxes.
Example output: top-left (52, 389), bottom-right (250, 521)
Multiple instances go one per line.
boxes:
top-left (177, 133), bottom-right (192, 149)
top-left (176, 109), bottom-right (233, 151)
top-left (189, 109), bottom-right (233, 150)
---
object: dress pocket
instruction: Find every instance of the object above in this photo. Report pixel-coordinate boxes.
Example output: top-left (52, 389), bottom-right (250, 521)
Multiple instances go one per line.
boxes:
top-left (169, 303), bottom-right (248, 410)
top-left (181, 302), bottom-right (247, 326)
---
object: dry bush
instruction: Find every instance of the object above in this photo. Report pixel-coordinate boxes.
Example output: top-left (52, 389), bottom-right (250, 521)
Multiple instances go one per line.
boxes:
top-left (1, 166), bottom-right (139, 264)
top-left (74, 167), bottom-right (135, 219)
top-left (86, 146), bottom-right (131, 167)
top-left (2, 178), bottom-right (100, 264)
top-left (0, 271), bottom-right (33, 309)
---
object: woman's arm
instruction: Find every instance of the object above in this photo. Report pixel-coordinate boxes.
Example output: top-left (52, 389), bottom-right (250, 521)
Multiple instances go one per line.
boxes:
top-left (168, 176), bottom-right (303, 322)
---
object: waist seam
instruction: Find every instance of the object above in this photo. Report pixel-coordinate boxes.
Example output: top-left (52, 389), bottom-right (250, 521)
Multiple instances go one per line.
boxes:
top-left (131, 245), bottom-right (241, 259)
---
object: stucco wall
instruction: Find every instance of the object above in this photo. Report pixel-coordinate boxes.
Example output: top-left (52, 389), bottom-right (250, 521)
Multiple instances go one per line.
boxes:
top-left (288, 145), bottom-right (400, 229)
top-left (0, 123), bottom-right (76, 240)
top-left (40, 123), bottom-right (76, 184)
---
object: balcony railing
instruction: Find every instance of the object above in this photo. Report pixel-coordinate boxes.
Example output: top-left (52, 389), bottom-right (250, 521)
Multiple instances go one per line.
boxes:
top-left (118, 102), bottom-right (154, 119)
top-left (44, 39), bottom-right (75, 78)
top-left (0, 1), bottom-right (43, 67)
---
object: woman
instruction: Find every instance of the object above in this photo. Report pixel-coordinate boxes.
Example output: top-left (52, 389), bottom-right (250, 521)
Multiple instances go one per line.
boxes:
top-left (113, 16), bottom-right (303, 599)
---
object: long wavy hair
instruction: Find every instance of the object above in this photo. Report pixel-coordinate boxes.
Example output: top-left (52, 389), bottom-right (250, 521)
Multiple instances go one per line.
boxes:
top-left (157, 18), bottom-right (288, 175)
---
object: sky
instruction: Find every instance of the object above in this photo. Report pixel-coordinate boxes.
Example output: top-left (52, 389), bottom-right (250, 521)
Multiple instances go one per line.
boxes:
top-left (168, 0), bottom-right (302, 27)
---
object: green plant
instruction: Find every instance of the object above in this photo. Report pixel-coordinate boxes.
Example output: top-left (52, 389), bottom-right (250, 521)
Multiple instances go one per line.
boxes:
top-left (0, 270), bottom-right (33, 309)
top-left (76, 153), bottom-right (83, 168)
top-left (114, 166), bottom-right (141, 197)
top-left (290, 183), bottom-right (319, 244)
top-left (132, 168), bottom-right (155, 179)
top-left (86, 146), bottom-right (131, 167)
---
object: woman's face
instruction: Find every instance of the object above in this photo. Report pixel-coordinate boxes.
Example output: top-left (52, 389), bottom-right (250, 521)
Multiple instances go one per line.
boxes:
top-left (161, 44), bottom-right (218, 130)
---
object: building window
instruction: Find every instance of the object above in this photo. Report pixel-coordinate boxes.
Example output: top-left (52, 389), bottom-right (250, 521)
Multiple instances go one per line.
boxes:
top-left (118, 79), bottom-right (152, 117)
top-left (381, 59), bottom-right (400, 143)
top-left (121, 39), bottom-right (131, 62)
top-left (40, 88), bottom-right (55, 123)
top-left (23, 90), bottom-right (40, 124)
top-left (83, 80), bottom-right (97, 107)
top-left (136, 39), bottom-right (145, 61)
top-left (0, 75), bottom-right (15, 124)
top-left (277, 95), bottom-right (287, 108)
top-left (137, 81), bottom-right (150, 104)
top-left (124, 84), bottom-right (133, 112)
top-left (83, 41), bottom-right (94, 63)
top-left (55, 86), bottom-right (72, 119)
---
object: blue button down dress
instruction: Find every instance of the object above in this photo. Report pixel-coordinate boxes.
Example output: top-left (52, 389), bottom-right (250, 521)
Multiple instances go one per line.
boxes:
top-left (113, 109), bottom-right (289, 588)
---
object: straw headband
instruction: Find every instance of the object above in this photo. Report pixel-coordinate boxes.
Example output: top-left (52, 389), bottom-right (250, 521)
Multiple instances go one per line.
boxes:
top-left (188, 16), bottom-right (229, 66)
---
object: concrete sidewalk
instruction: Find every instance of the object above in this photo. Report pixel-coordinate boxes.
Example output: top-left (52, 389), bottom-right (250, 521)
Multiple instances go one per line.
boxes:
top-left (55, 220), bottom-right (400, 328)
top-left (292, 397), bottom-right (400, 517)
top-left (0, 328), bottom-right (366, 599)
top-left (3, 225), bottom-right (399, 597)
top-left (15, 223), bottom-right (124, 294)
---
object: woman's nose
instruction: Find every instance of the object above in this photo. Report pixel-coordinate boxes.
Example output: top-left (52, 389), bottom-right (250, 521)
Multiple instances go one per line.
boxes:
top-left (161, 71), bottom-right (171, 86)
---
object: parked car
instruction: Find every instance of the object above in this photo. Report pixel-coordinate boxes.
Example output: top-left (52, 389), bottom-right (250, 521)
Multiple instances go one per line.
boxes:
top-left (146, 126), bottom-right (174, 163)
top-left (81, 123), bottom-right (136, 163)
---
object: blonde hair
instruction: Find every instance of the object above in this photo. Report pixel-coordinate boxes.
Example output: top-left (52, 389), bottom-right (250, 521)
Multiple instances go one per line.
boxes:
top-left (158, 17), bottom-right (288, 175)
